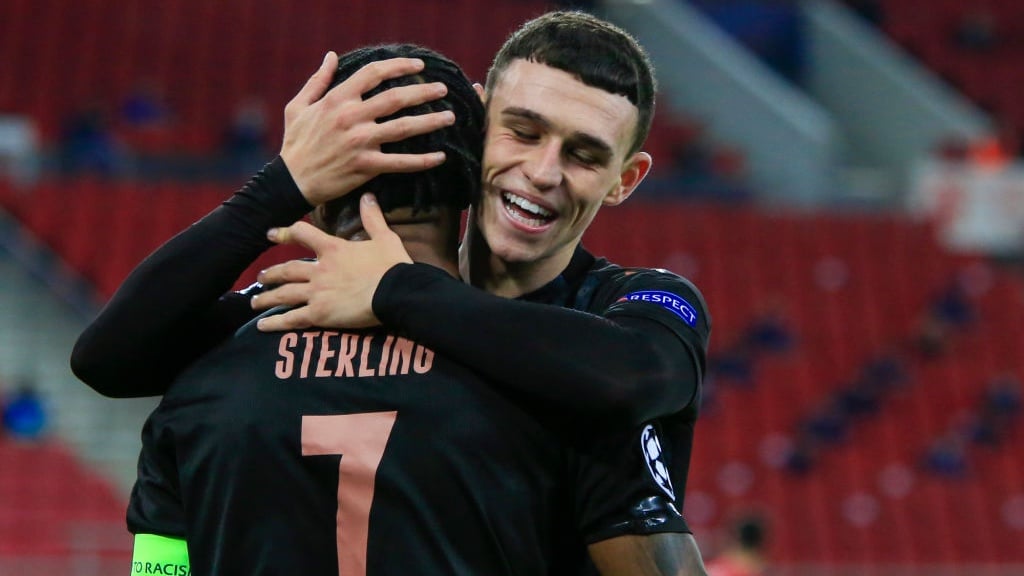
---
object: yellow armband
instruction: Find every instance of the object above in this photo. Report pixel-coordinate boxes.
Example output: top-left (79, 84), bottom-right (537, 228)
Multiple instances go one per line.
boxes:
top-left (131, 533), bottom-right (190, 576)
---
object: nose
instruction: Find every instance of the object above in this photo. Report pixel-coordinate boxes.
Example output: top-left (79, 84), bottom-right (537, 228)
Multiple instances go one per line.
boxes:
top-left (523, 140), bottom-right (563, 190)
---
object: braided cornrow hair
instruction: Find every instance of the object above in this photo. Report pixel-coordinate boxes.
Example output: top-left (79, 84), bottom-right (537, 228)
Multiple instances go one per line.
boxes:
top-left (313, 44), bottom-right (485, 236)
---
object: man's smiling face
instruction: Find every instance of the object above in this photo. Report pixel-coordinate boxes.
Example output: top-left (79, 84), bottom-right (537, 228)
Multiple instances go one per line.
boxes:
top-left (476, 59), bottom-right (650, 272)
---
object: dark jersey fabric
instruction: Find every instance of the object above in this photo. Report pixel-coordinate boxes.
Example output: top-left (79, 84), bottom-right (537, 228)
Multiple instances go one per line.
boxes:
top-left (138, 315), bottom-right (576, 575)
top-left (370, 241), bottom-right (709, 539)
top-left (372, 255), bottom-right (709, 431)
top-left (70, 157), bottom-right (709, 568)
top-left (71, 157), bottom-right (709, 431)
top-left (509, 248), bottom-right (705, 544)
top-left (71, 157), bottom-right (310, 397)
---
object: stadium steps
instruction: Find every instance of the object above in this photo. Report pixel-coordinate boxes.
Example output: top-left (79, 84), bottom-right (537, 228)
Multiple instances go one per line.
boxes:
top-left (0, 436), bottom-right (132, 571)
top-left (882, 0), bottom-right (1024, 137)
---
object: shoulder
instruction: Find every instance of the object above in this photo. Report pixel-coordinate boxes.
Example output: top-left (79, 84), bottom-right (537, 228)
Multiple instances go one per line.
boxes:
top-left (589, 258), bottom-right (703, 296)
top-left (586, 259), bottom-right (711, 331)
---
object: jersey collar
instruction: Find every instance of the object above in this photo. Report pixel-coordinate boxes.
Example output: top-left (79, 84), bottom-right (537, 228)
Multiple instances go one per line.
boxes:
top-left (518, 245), bottom-right (596, 307)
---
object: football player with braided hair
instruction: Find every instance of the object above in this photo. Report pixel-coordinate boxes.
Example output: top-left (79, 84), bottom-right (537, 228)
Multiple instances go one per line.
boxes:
top-left (75, 13), bottom-right (712, 576)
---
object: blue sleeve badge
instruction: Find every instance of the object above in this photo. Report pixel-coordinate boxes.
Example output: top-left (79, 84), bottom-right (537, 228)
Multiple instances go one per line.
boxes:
top-left (618, 290), bottom-right (699, 327)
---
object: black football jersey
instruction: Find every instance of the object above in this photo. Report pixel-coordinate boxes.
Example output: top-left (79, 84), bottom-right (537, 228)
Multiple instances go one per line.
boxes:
top-left (543, 250), bottom-right (707, 542)
top-left (94, 159), bottom-right (710, 574)
top-left (143, 315), bottom-right (575, 576)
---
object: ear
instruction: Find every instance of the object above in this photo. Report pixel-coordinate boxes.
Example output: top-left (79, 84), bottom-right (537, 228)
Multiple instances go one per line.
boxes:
top-left (472, 83), bottom-right (486, 103)
top-left (603, 151), bottom-right (652, 206)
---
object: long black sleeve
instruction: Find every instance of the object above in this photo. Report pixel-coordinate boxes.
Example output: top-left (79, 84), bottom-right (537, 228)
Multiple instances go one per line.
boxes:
top-left (373, 263), bottom-right (709, 428)
top-left (70, 157), bottom-right (312, 397)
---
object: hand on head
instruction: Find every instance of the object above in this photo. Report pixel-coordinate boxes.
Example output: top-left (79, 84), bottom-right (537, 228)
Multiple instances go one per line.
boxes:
top-left (252, 193), bottom-right (412, 331)
top-left (280, 52), bottom-right (455, 206)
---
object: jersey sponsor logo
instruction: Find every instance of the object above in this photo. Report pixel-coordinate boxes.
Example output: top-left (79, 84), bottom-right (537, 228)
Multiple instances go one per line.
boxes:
top-left (618, 290), bottom-right (698, 327)
top-left (641, 424), bottom-right (675, 501)
top-left (275, 332), bottom-right (435, 379)
top-left (131, 561), bottom-right (190, 576)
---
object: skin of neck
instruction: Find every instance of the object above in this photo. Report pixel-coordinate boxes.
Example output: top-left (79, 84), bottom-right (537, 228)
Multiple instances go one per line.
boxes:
top-left (397, 225), bottom-right (458, 276)
top-left (458, 207), bottom-right (574, 299)
top-left (338, 207), bottom-right (461, 280)
top-left (397, 220), bottom-right (460, 279)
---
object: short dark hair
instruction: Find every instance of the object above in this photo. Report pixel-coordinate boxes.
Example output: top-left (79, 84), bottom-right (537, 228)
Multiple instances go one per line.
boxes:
top-left (314, 44), bottom-right (484, 236)
top-left (485, 11), bottom-right (656, 155)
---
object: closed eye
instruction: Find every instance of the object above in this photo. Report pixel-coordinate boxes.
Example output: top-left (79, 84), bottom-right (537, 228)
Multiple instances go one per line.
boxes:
top-left (509, 126), bottom-right (539, 141)
top-left (568, 145), bottom-right (611, 167)
top-left (501, 108), bottom-right (546, 142)
top-left (570, 149), bottom-right (601, 165)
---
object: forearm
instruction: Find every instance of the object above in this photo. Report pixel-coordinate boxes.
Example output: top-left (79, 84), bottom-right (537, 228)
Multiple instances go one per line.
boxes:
top-left (71, 157), bottom-right (312, 397)
top-left (588, 533), bottom-right (708, 576)
top-left (373, 264), bottom-right (702, 426)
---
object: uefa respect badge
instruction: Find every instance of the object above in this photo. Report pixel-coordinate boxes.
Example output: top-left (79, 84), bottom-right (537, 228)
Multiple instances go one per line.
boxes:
top-left (619, 290), bottom-right (698, 327)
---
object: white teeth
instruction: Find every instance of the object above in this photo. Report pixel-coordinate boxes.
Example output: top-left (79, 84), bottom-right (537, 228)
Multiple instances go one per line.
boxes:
top-left (505, 204), bottom-right (547, 228)
top-left (503, 192), bottom-right (553, 218)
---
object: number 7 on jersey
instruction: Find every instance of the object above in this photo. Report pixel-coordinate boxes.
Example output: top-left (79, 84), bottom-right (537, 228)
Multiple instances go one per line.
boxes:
top-left (302, 412), bottom-right (398, 576)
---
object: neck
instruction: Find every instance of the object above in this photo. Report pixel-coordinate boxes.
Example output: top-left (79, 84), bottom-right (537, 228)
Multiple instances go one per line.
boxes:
top-left (459, 214), bottom-right (573, 298)
top-left (392, 217), bottom-right (461, 279)
top-left (406, 240), bottom-right (460, 279)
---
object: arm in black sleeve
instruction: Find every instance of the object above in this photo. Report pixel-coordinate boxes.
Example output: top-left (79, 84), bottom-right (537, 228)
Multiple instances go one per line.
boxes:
top-left (372, 263), bottom-right (710, 428)
top-left (70, 157), bottom-right (312, 397)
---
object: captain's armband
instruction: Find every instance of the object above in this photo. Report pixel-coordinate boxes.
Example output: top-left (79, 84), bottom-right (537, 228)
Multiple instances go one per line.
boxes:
top-left (131, 533), bottom-right (190, 576)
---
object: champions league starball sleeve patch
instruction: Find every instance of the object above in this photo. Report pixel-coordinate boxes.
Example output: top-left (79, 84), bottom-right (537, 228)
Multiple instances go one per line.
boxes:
top-left (619, 290), bottom-right (699, 327)
top-left (641, 424), bottom-right (675, 501)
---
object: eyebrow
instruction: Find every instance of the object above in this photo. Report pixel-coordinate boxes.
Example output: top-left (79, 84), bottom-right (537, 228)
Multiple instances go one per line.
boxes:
top-left (501, 106), bottom-right (616, 159)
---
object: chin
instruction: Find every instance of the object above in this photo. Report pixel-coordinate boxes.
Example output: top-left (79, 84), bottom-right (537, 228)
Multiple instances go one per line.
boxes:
top-left (493, 238), bottom-right (543, 266)
top-left (479, 207), bottom-right (544, 263)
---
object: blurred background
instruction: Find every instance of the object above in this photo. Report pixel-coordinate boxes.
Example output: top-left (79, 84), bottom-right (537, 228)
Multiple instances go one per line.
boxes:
top-left (0, 0), bottom-right (1022, 574)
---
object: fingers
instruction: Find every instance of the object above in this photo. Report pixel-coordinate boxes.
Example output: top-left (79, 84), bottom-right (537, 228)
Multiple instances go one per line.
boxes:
top-left (279, 56), bottom-right (454, 208)
top-left (361, 81), bottom-right (448, 122)
top-left (333, 58), bottom-right (427, 100)
top-left (257, 307), bottom-right (314, 332)
top-left (358, 150), bottom-right (447, 173)
top-left (351, 109), bottom-right (453, 171)
top-left (323, 58), bottom-right (428, 107)
top-left (256, 258), bottom-right (316, 288)
top-left (375, 109), bottom-right (455, 144)
top-left (288, 51), bottom-right (338, 113)
top-left (357, 194), bottom-right (390, 239)
top-left (329, 61), bottom-right (451, 144)
top-left (250, 282), bottom-right (311, 312)
top-left (267, 221), bottom-right (338, 254)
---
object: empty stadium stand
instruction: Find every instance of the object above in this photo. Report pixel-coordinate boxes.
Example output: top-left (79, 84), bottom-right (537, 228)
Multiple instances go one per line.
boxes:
top-left (584, 200), bottom-right (1023, 564)
top-left (0, 0), bottom-right (551, 150)
top-left (882, 0), bottom-right (1024, 150)
top-left (2, 1), bottom-right (1022, 571)
top-left (0, 435), bottom-right (131, 571)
